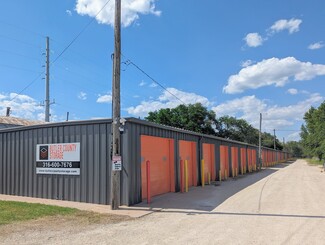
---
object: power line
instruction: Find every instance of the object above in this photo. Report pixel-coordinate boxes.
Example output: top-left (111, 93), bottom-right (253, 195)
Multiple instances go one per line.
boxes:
top-left (0, 63), bottom-right (41, 73)
top-left (275, 129), bottom-right (301, 132)
top-left (52, 58), bottom-right (109, 80)
top-left (0, 20), bottom-right (46, 38)
top-left (0, 34), bottom-right (41, 48)
top-left (54, 75), bottom-right (103, 94)
top-left (265, 129), bottom-right (301, 132)
top-left (50, 38), bottom-right (110, 72)
top-left (122, 56), bottom-right (187, 105)
top-left (10, 0), bottom-right (111, 103)
top-left (51, 0), bottom-right (112, 65)
top-left (10, 72), bottom-right (44, 102)
top-left (0, 49), bottom-right (41, 61)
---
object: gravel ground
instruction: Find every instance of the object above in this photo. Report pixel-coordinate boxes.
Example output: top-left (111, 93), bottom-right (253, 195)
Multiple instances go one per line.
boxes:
top-left (1, 159), bottom-right (325, 245)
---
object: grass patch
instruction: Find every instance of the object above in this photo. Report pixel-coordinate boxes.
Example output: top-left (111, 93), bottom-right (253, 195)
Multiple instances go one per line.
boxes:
top-left (306, 158), bottom-right (324, 166)
top-left (0, 201), bottom-right (77, 225)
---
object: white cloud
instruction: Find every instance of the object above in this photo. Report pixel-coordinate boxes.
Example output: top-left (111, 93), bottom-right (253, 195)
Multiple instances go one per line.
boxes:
top-left (269, 18), bottom-right (302, 34)
top-left (308, 41), bottom-right (324, 50)
top-left (212, 93), bottom-right (323, 132)
top-left (36, 111), bottom-right (58, 122)
top-left (149, 82), bottom-right (158, 88)
top-left (212, 95), bottom-right (266, 124)
top-left (78, 91), bottom-right (87, 100)
top-left (286, 131), bottom-right (300, 141)
top-left (301, 90), bottom-right (310, 95)
top-left (0, 93), bottom-right (43, 120)
top-left (139, 80), bottom-right (146, 86)
top-left (75, 0), bottom-right (161, 27)
top-left (223, 57), bottom-right (325, 94)
top-left (66, 10), bottom-right (72, 16)
top-left (287, 88), bottom-right (298, 95)
top-left (127, 88), bottom-right (211, 117)
top-left (243, 18), bottom-right (302, 48)
top-left (244, 33), bottom-right (264, 47)
top-left (241, 59), bottom-right (255, 68)
top-left (97, 93), bottom-right (112, 103)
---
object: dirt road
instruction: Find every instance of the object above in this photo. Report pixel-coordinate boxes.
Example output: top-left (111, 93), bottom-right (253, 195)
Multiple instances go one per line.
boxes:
top-left (1, 159), bottom-right (325, 244)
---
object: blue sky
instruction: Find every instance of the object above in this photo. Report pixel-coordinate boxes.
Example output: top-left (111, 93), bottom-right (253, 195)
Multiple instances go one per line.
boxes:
top-left (0, 0), bottom-right (324, 141)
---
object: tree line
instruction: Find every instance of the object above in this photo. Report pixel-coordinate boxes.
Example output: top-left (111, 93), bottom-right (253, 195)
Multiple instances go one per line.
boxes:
top-left (300, 101), bottom-right (325, 160)
top-left (145, 103), bottom-right (283, 150)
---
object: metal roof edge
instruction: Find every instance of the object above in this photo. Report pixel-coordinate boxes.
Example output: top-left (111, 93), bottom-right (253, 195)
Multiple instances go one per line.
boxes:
top-left (125, 117), bottom-right (258, 148)
top-left (0, 118), bottom-right (113, 133)
top-left (127, 117), bottom-right (289, 153)
top-left (0, 116), bottom-right (288, 153)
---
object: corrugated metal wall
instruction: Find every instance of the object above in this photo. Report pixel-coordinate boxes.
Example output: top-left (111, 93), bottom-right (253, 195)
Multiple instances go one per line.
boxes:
top-left (122, 119), bottom-right (264, 205)
top-left (122, 120), bottom-right (201, 205)
top-left (0, 117), bottom-right (290, 206)
top-left (0, 120), bottom-right (112, 205)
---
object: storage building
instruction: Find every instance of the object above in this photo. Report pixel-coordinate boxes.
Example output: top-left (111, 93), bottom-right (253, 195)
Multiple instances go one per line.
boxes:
top-left (0, 118), bottom-right (290, 206)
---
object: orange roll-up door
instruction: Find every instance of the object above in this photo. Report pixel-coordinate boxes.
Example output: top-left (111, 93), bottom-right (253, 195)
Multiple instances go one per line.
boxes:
top-left (141, 135), bottom-right (175, 199)
top-left (202, 143), bottom-right (215, 182)
top-left (220, 145), bottom-right (229, 179)
top-left (240, 148), bottom-right (246, 173)
top-left (179, 140), bottom-right (197, 187)
top-left (231, 147), bottom-right (239, 176)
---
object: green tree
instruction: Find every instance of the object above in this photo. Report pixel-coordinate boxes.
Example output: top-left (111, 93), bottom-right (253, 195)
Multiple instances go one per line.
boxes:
top-left (283, 141), bottom-right (303, 158)
top-left (261, 132), bottom-right (283, 150)
top-left (300, 101), bottom-right (325, 160)
top-left (146, 103), bottom-right (220, 135)
top-left (146, 103), bottom-right (284, 150)
top-left (218, 116), bottom-right (259, 144)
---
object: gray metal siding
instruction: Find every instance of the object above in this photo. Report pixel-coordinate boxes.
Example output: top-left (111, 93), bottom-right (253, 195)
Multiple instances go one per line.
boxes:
top-left (0, 122), bottom-right (112, 205)
top-left (123, 121), bottom-right (201, 205)
top-left (0, 117), bottom-right (289, 206)
top-left (122, 121), bottom-right (262, 205)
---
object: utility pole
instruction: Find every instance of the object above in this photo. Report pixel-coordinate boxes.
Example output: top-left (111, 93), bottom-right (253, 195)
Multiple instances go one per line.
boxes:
top-left (258, 113), bottom-right (262, 170)
top-left (273, 129), bottom-right (276, 150)
top-left (45, 36), bottom-right (50, 122)
top-left (111, 0), bottom-right (121, 210)
top-left (6, 107), bottom-right (11, 117)
top-left (283, 137), bottom-right (285, 149)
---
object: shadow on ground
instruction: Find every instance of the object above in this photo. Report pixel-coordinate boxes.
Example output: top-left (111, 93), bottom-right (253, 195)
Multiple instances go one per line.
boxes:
top-left (126, 162), bottom-right (293, 213)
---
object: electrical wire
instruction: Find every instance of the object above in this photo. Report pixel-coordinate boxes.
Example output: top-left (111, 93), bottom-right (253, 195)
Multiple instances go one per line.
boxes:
top-left (9, 0), bottom-right (111, 103)
top-left (10, 72), bottom-right (44, 102)
top-left (275, 129), bottom-right (301, 132)
top-left (52, 58), bottom-right (108, 80)
top-left (0, 34), bottom-right (41, 48)
top-left (50, 38), bottom-right (110, 72)
top-left (264, 129), bottom-right (301, 132)
top-left (0, 20), bottom-right (46, 38)
top-left (121, 56), bottom-right (187, 105)
top-left (0, 49), bottom-right (41, 61)
top-left (0, 63), bottom-right (41, 73)
top-left (51, 0), bottom-right (112, 65)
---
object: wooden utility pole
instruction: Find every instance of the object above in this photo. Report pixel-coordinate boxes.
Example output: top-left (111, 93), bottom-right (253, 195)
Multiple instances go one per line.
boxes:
top-left (273, 129), bottom-right (276, 150)
top-left (111, 0), bottom-right (121, 210)
top-left (258, 113), bottom-right (262, 170)
top-left (45, 36), bottom-right (50, 122)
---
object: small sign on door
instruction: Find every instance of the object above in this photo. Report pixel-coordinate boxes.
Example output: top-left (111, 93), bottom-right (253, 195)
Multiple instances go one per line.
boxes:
top-left (112, 155), bottom-right (122, 171)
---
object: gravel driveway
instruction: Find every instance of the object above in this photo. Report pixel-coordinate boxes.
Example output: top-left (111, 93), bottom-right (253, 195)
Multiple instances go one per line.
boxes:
top-left (1, 159), bottom-right (325, 245)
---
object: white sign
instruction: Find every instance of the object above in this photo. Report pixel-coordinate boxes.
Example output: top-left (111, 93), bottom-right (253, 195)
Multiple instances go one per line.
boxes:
top-left (112, 155), bottom-right (122, 171)
top-left (36, 143), bottom-right (80, 162)
top-left (36, 143), bottom-right (80, 175)
top-left (36, 168), bottom-right (80, 175)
